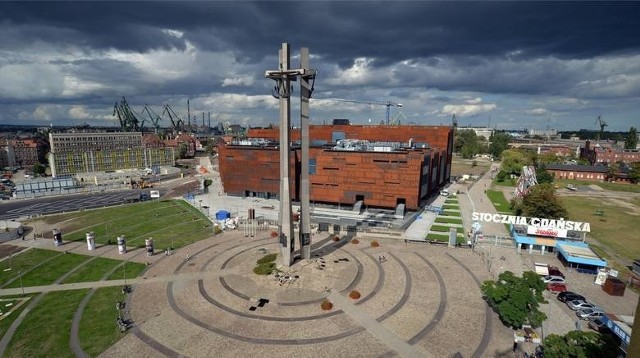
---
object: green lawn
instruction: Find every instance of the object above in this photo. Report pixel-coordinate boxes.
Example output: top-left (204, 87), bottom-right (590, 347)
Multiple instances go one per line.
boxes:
top-left (0, 296), bottom-right (33, 338)
top-left (486, 190), bottom-right (512, 214)
top-left (5, 289), bottom-right (89, 358)
top-left (106, 262), bottom-right (148, 281)
top-left (38, 200), bottom-right (213, 249)
top-left (553, 179), bottom-right (640, 193)
top-left (434, 217), bottom-right (463, 225)
top-left (79, 287), bottom-right (128, 357)
top-left (426, 233), bottom-right (466, 244)
top-left (5, 253), bottom-right (90, 288)
top-left (561, 196), bottom-right (640, 261)
top-left (62, 257), bottom-right (125, 284)
top-left (430, 225), bottom-right (463, 234)
top-left (442, 204), bottom-right (460, 210)
top-left (0, 249), bottom-right (62, 287)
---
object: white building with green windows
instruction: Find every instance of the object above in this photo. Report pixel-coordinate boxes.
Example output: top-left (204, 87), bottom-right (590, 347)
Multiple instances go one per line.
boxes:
top-left (48, 131), bottom-right (175, 177)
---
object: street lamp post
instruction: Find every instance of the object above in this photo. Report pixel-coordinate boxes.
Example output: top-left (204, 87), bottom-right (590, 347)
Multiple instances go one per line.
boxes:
top-left (19, 270), bottom-right (24, 296)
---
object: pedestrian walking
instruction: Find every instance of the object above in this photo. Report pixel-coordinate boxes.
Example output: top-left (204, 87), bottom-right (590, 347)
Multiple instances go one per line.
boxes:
top-left (185, 253), bottom-right (190, 261)
top-left (512, 341), bottom-right (518, 352)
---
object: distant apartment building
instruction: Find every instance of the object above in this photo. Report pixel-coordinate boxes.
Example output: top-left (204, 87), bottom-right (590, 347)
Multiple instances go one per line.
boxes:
top-left (48, 131), bottom-right (175, 177)
top-left (528, 129), bottom-right (559, 139)
top-left (0, 138), bottom-right (47, 168)
top-left (580, 140), bottom-right (640, 165)
top-left (10, 138), bottom-right (41, 167)
top-left (457, 126), bottom-right (494, 141)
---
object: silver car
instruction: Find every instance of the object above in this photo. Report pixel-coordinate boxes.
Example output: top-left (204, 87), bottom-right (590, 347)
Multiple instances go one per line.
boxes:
top-left (567, 300), bottom-right (598, 311)
top-left (576, 308), bottom-right (604, 320)
top-left (542, 275), bottom-right (565, 284)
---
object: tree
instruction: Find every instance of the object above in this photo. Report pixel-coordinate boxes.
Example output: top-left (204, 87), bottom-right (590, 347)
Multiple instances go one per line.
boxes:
top-left (454, 129), bottom-right (485, 159)
top-left (176, 143), bottom-right (188, 159)
top-left (536, 152), bottom-right (561, 165)
top-left (501, 149), bottom-right (534, 176)
top-left (511, 183), bottom-right (568, 219)
top-left (624, 127), bottom-right (638, 149)
top-left (542, 331), bottom-right (618, 358)
top-left (536, 164), bottom-right (555, 184)
top-left (629, 162), bottom-right (640, 184)
top-left (481, 271), bottom-right (547, 329)
top-left (489, 132), bottom-right (511, 159)
top-left (32, 162), bottom-right (46, 176)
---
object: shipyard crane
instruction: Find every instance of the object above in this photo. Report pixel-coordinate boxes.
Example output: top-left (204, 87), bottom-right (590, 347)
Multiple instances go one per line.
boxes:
top-left (113, 97), bottom-right (145, 132)
top-left (162, 104), bottom-right (184, 132)
top-left (595, 115), bottom-right (608, 141)
top-left (142, 105), bottom-right (163, 133)
top-left (330, 98), bottom-right (403, 125)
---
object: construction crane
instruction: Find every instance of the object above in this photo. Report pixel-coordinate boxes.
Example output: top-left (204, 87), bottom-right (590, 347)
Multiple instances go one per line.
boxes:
top-left (142, 105), bottom-right (163, 133)
top-left (162, 104), bottom-right (184, 132)
top-left (112, 97), bottom-right (145, 132)
top-left (595, 115), bottom-right (608, 141)
top-left (330, 98), bottom-right (403, 125)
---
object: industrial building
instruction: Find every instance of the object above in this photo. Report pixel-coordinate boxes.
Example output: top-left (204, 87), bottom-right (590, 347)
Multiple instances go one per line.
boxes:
top-left (217, 124), bottom-right (454, 211)
top-left (48, 132), bottom-right (175, 177)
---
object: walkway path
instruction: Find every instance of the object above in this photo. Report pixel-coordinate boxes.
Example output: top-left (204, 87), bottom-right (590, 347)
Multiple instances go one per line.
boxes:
top-left (328, 290), bottom-right (429, 358)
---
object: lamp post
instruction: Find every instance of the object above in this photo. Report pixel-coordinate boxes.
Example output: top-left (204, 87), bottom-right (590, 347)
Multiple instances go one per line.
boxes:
top-left (19, 270), bottom-right (24, 296)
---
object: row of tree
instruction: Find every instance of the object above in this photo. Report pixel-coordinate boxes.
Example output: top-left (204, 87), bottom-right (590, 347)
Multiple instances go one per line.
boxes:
top-left (454, 130), bottom-right (511, 159)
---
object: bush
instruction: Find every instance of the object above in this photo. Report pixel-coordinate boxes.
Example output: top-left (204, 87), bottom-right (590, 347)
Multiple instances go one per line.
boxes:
top-left (332, 236), bottom-right (340, 242)
top-left (351, 239), bottom-right (359, 244)
top-left (253, 262), bottom-right (276, 275)
top-left (349, 290), bottom-right (361, 300)
top-left (371, 240), bottom-right (380, 247)
top-left (257, 253), bottom-right (277, 265)
top-left (320, 299), bottom-right (333, 311)
top-left (270, 231), bottom-right (278, 238)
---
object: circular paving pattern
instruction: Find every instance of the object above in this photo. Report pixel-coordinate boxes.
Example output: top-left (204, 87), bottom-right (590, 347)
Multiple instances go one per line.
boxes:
top-left (101, 231), bottom-right (497, 357)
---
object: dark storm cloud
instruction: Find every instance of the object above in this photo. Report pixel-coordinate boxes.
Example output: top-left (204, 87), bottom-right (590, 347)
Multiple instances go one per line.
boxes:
top-left (2, 2), bottom-right (639, 62)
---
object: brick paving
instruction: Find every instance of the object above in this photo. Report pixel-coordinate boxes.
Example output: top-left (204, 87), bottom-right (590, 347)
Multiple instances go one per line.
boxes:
top-left (92, 230), bottom-right (512, 357)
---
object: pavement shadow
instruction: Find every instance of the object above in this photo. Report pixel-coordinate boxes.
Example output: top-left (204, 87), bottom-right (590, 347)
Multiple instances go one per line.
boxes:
top-left (307, 234), bottom-right (354, 260)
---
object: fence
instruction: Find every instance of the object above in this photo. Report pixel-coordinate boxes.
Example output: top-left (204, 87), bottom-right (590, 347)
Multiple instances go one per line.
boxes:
top-left (476, 235), bottom-right (515, 248)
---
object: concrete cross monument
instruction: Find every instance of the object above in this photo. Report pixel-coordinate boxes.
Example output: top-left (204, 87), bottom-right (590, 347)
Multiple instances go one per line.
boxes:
top-left (265, 43), bottom-right (315, 266)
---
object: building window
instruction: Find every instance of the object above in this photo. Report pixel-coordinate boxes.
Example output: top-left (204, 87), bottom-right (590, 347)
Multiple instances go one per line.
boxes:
top-left (309, 158), bottom-right (316, 174)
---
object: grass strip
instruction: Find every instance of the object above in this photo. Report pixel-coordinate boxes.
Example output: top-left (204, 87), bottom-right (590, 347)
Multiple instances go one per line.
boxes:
top-left (79, 286), bottom-right (128, 357)
top-left (486, 189), bottom-right (511, 214)
top-left (5, 253), bottom-right (90, 288)
top-left (5, 289), bottom-right (89, 358)
top-left (62, 257), bottom-right (124, 284)
top-left (106, 262), bottom-right (148, 281)
top-left (434, 217), bottom-right (463, 225)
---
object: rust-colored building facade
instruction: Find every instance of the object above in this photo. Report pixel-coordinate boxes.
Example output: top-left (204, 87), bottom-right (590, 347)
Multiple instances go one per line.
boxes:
top-left (218, 125), bottom-right (453, 210)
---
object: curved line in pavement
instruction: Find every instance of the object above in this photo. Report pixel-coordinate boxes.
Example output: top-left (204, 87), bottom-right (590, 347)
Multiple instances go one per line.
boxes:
top-left (445, 253), bottom-right (492, 358)
top-left (132, 328), bottom-right (181, 358)
top-left (408, 253), bottom-right (447, 345)
top-left (168, 281), bottom-right (364, 345)
top-left (376, 252), bottom-right (412, 322)
top-left (356, 252), bottom-right (385, 305)
top-left (200, 279), bottom-right (343, 321)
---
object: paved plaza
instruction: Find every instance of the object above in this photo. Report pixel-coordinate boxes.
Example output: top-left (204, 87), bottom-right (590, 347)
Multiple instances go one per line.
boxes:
top-left (90, 231), bottom-right (514, 358)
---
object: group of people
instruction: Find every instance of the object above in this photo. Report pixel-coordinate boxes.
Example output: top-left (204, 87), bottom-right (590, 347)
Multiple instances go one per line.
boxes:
top-left (378, 255), bottom-right (387, 263)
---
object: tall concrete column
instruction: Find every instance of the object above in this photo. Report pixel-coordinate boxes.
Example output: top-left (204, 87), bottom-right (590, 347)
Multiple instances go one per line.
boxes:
top-left (265, 43), bottom-right (297, 267)
top-left (299, 47), bottom-right (315, 260)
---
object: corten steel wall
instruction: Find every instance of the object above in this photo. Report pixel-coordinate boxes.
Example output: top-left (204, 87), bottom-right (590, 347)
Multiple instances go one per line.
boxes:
top-left (219, 125), bottom-right (453, 210)
top-left (219, 144), bottom-right (438, 210)
top-left (218, 144), bottom-right (297, 199)
top-left (310, 148), bottom-right (429, 209)
top-left (248, 125), bottom-right (453, 152)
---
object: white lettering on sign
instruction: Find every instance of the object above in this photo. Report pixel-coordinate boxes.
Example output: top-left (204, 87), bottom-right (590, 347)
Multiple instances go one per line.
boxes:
top-left (471, 212), bottom-right (590, 232)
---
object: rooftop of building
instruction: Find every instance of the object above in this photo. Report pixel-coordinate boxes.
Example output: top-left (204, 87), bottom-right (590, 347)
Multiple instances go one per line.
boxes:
top-left (545, 163), bottom-right (609, 173)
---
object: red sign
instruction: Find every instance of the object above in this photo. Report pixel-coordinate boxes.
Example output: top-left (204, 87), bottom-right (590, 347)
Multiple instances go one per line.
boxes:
top-left (534, 228), bottom-right (558, 237)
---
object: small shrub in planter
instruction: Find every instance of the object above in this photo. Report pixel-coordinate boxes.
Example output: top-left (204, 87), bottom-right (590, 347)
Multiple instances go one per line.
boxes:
top-left (351, 239), bottom-right (359, 244)
top-left (320, 299), bottom-right (333, 311)
top-left (253, 262), bottom-right (276, 275)
top-left (257, 253), bottom-right (278, 265)
top-left (270, 231), bottom-right (278, 238)
top-left (333, 236), bottom-right (340, 242)
top-left (371, 240), bottom-right (380, 247)
top-left (349, 290), bottom-right (361, 300)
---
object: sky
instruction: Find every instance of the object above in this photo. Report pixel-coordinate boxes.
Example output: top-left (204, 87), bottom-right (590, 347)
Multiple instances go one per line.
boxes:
top-left (1, 1), bottom-right (639, 132)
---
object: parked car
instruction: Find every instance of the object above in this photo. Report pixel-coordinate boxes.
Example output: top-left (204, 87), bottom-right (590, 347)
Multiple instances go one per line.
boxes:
top-left (576, 308), bottom-right (604, 320)
top-left (542, 275), bottom-right (565, 284)
top-left (567, 300), bottom-right (599, 311)
top-left (557, 291), bottom-right (585, 303)
top-left (548, 266), bottom-right (565, 278)
top-left (588, 318), bottom-right (609, 333)
top-left (547, 282), bottom-right (567, 293)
